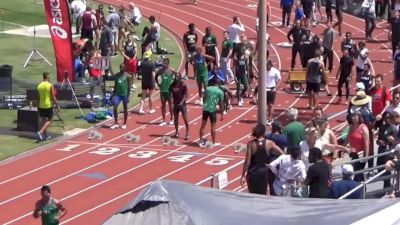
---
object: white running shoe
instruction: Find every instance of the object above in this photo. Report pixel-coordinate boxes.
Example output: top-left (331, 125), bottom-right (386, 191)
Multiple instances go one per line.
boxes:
top-left (169, 120), bottom-right (174, 125)
top-left (149, 109), bottom-right (156, 114)
top-left (238, 100), bottom-right (243, 107)
top-left (121, 124), bottom-right (127, 129)
top-left (138, 109), bottom-right (145, 115)
top-left (110, 124), bottom-right (119, 130)
top-left (159, 121), bottom-right (167, 126)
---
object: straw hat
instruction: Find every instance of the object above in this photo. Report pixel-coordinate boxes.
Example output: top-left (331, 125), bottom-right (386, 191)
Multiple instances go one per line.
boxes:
top-left (351, 91), bottom-right (371, 106)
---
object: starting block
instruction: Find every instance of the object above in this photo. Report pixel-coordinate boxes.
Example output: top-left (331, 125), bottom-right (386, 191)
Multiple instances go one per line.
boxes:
top-left (125, 134), bottom-right (141, 143)
top-left (88, 130), bottom-right (104, 140)
top-left (169, 138), bottom-right (179, 146)
top-left (233, 143), bottom-right (247, 153)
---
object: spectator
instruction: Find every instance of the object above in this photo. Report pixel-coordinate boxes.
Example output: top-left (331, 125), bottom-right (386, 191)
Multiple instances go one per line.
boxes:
top-left (336, 49), bottom-right (354, 104)
top-left (87, 50), bottom-right (104, 99)
top-left (142, 15), bottom-right (161, 55)
top-left (325, 0), bottom-right (333, 23)
top-left (389, 11), bottom-right (400, 57)
top-left (266, 121), bottom-right (288, 153)
top-left (370, 74), bottom-right (392, 128)
top-left (270, 147), bottom-right (307, 196)
top-left (294, 1), bottom-right (306, 27)
top-left (306, 49), bottom-right (324, 110)
top-left (300, 127), bottom-right (324, 169)
top-left (138, 51), bottom-right (156, 114)
top-left (287, 20), bottom-right (306, 69)
top-left (70, 0), bottom-right (86, 34)
top-left (121, 33), bottom-right (138, 89)
top-left (305, 147), bottom-right (330, 198)
top-left (386, 91), bottom-right (400, 113)
top-left (332, 0), bottom-right (344, 35)
top-left (265, 60), bottom-right (281, 125)
top-left (322, 22), bottom-right (335, 73)
top-left (328, 164), bottom-right (363, 199)
top-left (281, 0), bottom-right (294, 27)
top-left (283, 108), bottom-right (305, 150)
top-left (80, 6), bottom-right (97, 41)
top-left (106, 6), bottom-right (121, 56)
top-left (301, 0), bottom-right (314, 28)
top-left (227, 16), bottom-right (245, 54)
top-left (128, 2), bottom-right (142, 25)
top-left (358, 63), bottom-right (375, 93)
top-left (341, 32), bottom-right (357, 59)
top-left (241, 124), bottom-right (285, 195)
top-left (362, 0), bottom-right (376, 40)
top-left (393, 41), bottom-right (400, 86)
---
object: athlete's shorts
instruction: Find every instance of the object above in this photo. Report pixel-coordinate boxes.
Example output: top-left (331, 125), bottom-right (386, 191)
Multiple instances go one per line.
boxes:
top-left (160, 92), bottom-right (171, 101)
top-left (112, 95), bottom-right (129, 106)
top-left (38, 108), bottom-right (54, 119)
top-left (202, 110), bottom-right (217, 123)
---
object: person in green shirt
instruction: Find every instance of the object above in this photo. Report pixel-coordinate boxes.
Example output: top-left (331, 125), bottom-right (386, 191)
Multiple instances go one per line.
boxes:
top-left (111, 64), bottom-right (131, 130)
top-left (220, 31), bottom-right (234, 83)
top-left (194, 46), bottom-right (215, 105)
top-left (36, 72), bottom-right (60, 142)
top-left (202, 27), bottom-right (218, 71)
top-left (199, 76), bottom-right (224, 148)
top-left (283, 108), bottom-right (305, 152)
top-left (33, 185), bottom-right (67, 225)
top-left (156, 58), bottom-right (177, 126)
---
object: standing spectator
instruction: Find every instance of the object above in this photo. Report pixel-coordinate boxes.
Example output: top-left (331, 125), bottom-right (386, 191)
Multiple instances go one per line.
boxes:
top-left (322, 22), bottom-right (335, 73)
top-left (325, 0), bottom-right (333, 23)
top-left (301, 31), bottom-right (316, 68)
top-left (87, 50), bottom-right (103, 99)
top-left (266, 121), bottom-right (288, 153)
top-left (106, 6), bottom-right (121, 56)
top-left (370, 74), bottom-right (392, 127)
top-left (341, 32), bottom-right (357, 58)
top-left (386, 91), bottom-right (400, 113)
top-left (80, 6), bottom-right (97, 41)
top-left (220, 31), bottom-right (234, 83)
top-left (362, 0), bottom-right (376, 40)
top-left (227, 16), bottom-right (245, 55)
top-left (270, 147), bottom-right (307, 196)
top-left (235, 49), bottom-right (249, 107)
top-left (202, 27), bottom-right (218, 71)
top-left (306, 49), bottom-right (324, 110)
top-left (287, 20), bottom-right (306, 69)
top-left (300, 127), bottom-right (324, 169)
top-left (332, 0), bottom-right (344, 35)
top-left (170, 73), bottom-right (189, 140)
top-left (394, 42), bottom-right (400, 86)
top-left (138, 51), bottom-right (156, 114)
top-left (95, 4), bottom-right (105, 28)
top-left (301, 0), bottom-right (314, 28)
top-left (294, 1), bottom-right (306, 26)
top-left (183, 23), bottom-right (198, 79)
top-left (33, 185), bottom-right (67, 224)
top-left (111, 64), bottom-right (131, 130)
top-left (328, 164), bottom-right (363, 199)
top-left (199, 76), bottom-right (224, 148)
top-left (121, 33), bottom-right (138, 89)
top-left (348, 108), bottom-right (370, 182)
top-left (70, 0), bottom-right (86, 34)
top-left (389, 11), bottom-right (400, 56)
top-left (99, 23), bottom-right (113, 76)
top-left (281, 0), bottom-right (294, 27)
top-left (155, 58), bottom-right (175, 126)
top-left (336, 49), bottom-right (354, 104)
top-left (283, 108), bottom-right (305, 150)
top-left (141, 16), bottom-right (160, 55)
top-left (265, 60), bottom-right (281, 125)
top-left (241, 124), bottom-right (285, 195)
top-left (304, 147), bottom-right (330, 198)
top-left (355, 41), bottom-right (369, 81)
top-left (36, 72), bottom-right (60, 142)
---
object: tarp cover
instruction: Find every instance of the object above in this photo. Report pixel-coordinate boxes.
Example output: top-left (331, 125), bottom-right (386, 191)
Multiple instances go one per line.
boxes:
top-left (103, 179), bottom-right (400, 225)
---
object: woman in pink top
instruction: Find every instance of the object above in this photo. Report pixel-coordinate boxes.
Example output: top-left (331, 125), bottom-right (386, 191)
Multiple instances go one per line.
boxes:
top-left (348, 111), bottom-right (370, 182)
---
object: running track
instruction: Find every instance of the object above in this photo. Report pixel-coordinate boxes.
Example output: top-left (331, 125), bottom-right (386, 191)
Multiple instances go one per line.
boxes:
top-left (0, 0), bottom-right (394, 224)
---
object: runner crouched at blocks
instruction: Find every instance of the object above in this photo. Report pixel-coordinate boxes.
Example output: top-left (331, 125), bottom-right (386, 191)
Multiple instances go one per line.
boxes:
top-left (111, 64), bottom-right (131, 130)
top-left (208, 65), bottom-right (233, 114)
top-left (199, 76), bottom-right (224, 148)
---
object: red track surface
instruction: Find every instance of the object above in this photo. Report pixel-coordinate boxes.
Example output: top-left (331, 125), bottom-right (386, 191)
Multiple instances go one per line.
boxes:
top-left (0, 0), bottom-right (394, 224)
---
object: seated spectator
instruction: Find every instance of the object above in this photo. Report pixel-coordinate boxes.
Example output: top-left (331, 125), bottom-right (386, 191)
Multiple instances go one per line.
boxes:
top-left (328, 164), bottom-right (363, 199)
top-left (128, 2), bottom-right (142, 25)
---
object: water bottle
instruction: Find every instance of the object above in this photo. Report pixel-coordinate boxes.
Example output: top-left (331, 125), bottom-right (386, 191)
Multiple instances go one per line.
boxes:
top-left (29, 101), bottom-right (33, 110)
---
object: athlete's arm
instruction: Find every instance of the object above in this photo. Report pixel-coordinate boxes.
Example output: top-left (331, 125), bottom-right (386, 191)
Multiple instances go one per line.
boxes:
top-left (54, 199), bottom-right (67, 220)
top-left (241, 141), bottom-right (253, 187)
top-left (33, 201), bottom-right (42, 219)
top-left (50, 85), bottom-right (60, 111)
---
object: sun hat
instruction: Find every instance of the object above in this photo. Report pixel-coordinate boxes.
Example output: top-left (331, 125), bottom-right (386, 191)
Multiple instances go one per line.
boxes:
top-left (143, 50), bottom-right (153, 59)
top-left (351, 91), bottom-right (371, 106)
top-left (341, 164), bottom-right (354, 175)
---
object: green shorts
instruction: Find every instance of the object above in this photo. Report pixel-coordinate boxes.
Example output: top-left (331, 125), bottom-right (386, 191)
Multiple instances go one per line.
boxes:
top-left (160, 92), bottom-right (171, 101)
top-left (196, 73), bottom-right (208, 85)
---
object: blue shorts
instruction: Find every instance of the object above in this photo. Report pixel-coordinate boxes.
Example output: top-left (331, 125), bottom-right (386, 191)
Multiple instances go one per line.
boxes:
top-left (112, 95), bottom-right (129, 106)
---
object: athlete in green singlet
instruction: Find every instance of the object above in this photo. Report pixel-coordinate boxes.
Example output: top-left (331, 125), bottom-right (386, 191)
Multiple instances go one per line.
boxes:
top-left (155, 58), bottom-right (176, 126)
top-left (33, 185), bottom-right (67, 225)
top-left (194, 46), bottom-right (215, 105)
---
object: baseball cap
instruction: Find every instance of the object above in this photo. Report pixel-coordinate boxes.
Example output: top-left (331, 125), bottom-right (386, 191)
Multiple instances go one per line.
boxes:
top-left (143, 50), bottom-right (153, 59)
top-left (341, 164), bottom-right (354, 175)
top-left (355, 82), bottom-right (365, 91)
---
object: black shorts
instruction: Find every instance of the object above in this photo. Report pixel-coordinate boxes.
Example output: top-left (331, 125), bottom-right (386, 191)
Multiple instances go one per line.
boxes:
top-left (304, 9), bottom-right (312, 19)
top-left (202, 110), bottom-right (217, 123)
top-left (266, 90), bottom-right (276, 105)
top-left (306, 82), bottom-right (320, 93)
top-left (142, 79), bottom-right (155, 90)
top-left (39, 108), bottom-right (54, 119)
top-left (81, 28), bottom-right (94, 41)
top-left (173, 104), bottom-right (187, 115)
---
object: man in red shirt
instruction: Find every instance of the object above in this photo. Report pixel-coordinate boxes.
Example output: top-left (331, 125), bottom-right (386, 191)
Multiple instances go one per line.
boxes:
top-left (370, 74), bottom-right (391, 128)
top-left (88, 50), bottom-right (104, 99)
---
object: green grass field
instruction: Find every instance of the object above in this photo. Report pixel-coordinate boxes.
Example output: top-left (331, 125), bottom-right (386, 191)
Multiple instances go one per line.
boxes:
top-left (0, 0), bottom-right (182, 160)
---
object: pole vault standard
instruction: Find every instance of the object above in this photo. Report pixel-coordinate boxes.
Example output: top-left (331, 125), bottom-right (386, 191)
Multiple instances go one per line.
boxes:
top-left (257, 0), bottom-right (267, 126)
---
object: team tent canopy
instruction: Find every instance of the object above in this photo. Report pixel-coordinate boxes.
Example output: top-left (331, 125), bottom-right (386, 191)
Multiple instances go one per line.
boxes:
top-left (103, 179), bottom-right (400, 225)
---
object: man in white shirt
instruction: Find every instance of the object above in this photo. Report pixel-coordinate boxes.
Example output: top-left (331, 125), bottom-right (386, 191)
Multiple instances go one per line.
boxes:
top-left (269, 147), bottom-right (307, 196)
top-left (128, 2), bottom-right (142, 25)
top-left (141, 15), bottom-right (161, 55)
top-left (355, 41), bottom-right (369, 81)
top-left (265, 60), bottom-right (281, 125)
top-left (362, 0), bottom-right (376, 40)
top-left (227, 16), bottom-right (245, 52)
top-left (70, 0), bottom-right (87, 34)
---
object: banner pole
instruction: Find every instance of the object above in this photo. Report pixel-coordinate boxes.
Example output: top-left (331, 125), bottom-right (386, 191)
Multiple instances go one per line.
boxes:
top-left (257, 0), bottom-right (267, 126)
